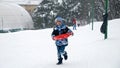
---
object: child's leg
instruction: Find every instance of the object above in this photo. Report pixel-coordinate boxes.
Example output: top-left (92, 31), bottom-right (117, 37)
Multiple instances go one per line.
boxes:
top-left (57, 46), bottom-right (66, 57)
top-left (60, 46), bottom-right (68, 60)
top-left (57, 46), bottom-right (62, 59)
top-left (56, 46), bottom-right (64, 65)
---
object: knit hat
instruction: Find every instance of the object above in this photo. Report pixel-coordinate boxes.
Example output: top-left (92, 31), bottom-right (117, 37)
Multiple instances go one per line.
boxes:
top-left (55, 17), bottom-right (64, 23)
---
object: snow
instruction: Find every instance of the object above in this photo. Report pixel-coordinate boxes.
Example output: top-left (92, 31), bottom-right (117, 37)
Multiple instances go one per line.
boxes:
top-left (70, 2), bottom-right (80, 11)
top-left (0, 18), bottom-right (120, 68)
top-left (58, 0), bottom-right (62, 4)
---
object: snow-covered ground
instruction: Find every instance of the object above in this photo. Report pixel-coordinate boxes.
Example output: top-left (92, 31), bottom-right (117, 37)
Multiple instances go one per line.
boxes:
top-left (0, 19), bottom-right (120, 68)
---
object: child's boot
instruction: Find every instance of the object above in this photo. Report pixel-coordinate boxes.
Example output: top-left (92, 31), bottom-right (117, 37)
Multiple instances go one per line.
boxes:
top-left (63, 51), bottom-right (68, 60)
top-left (56, 58), bottom-right (63, 65)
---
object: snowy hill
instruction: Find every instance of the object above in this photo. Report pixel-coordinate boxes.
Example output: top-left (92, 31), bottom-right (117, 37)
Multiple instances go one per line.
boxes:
top-left (0, 19), bottom-right (120, 68)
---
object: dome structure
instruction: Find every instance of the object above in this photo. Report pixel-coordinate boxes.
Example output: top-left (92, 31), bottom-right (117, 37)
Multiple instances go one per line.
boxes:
top-left (0, 3), bottom-right (34, 32)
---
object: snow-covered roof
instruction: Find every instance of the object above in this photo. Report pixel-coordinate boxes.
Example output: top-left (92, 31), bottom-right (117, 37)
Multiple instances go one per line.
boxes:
top-left (0, 3), bottom-right (34, 30)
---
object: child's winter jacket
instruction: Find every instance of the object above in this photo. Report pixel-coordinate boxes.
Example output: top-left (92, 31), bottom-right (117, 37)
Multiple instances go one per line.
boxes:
top-left (52, 24), bottom-right (72, 46)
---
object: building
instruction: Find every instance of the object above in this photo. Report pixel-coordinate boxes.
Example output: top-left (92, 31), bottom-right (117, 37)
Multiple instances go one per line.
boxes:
top-left (0, 3), bottom-right (34, 32)
top-left (20, 4), bottom-right (38, 15)
top-left (0, 0), bottom-right (40, 15)
top-left (19, 1), bottom-right (40, 15)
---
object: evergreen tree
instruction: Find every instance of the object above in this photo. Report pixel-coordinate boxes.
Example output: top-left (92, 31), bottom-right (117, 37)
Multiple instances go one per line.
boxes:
top-left (32, 0), bottom-right (120, 29)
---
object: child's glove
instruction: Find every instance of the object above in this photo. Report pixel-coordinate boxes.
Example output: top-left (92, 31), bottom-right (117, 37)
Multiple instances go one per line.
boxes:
top-left (71, 32), bottom-right (74, 36)
top-left (52, 37), bottom-right (55, 40)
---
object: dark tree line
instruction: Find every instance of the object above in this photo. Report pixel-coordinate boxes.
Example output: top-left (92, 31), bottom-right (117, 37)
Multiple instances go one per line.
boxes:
top-left (32, 0), bottom-right (120, 29)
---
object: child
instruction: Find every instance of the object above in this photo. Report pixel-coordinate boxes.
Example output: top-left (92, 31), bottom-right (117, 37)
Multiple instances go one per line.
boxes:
top-left (51, 17), bottom-right (73, 65)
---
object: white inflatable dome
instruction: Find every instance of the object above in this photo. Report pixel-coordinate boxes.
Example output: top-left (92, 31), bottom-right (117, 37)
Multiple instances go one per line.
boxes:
top-left (0, 3), bottom-right (34, 31)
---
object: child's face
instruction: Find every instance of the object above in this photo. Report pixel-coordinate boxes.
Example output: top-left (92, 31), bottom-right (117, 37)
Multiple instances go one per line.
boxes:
top-left (55, 21), bottom-right (62, 26)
